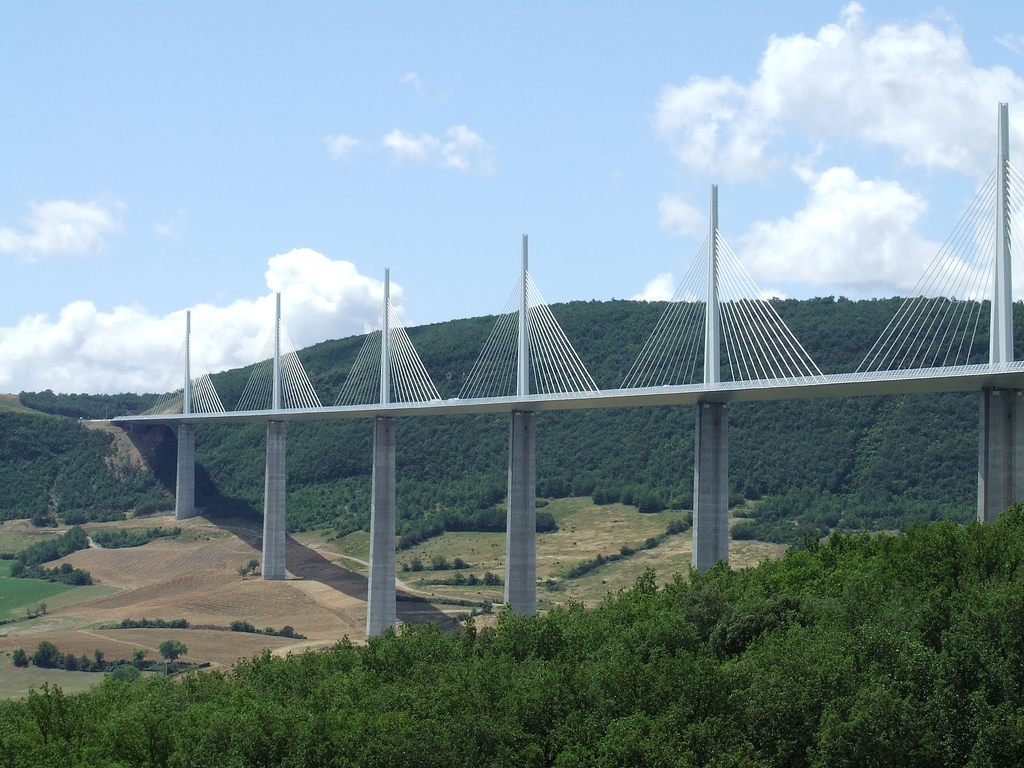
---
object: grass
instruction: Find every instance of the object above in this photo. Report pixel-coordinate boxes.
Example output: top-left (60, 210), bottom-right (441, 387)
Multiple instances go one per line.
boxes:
top-left (24, 584), bottom-right (119, 613)
top-left (0, 394), bottom-right (35, 414)
top-left (0, 577), bottom-right (118, 621)
top-left (0, 579), bottom-right (73, 619)
top-left (0, 561), bottom-right (11, 578)
top-left (309, 497), bottom-right (749, 611)
top-left (0, 524), bottom-right (63, 557)
top-left (0, 662), bottom-right (103, 700)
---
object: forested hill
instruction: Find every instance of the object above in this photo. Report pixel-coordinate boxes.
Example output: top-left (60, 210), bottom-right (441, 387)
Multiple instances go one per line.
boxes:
top-left (13, 296), bottom-right (1024, 543)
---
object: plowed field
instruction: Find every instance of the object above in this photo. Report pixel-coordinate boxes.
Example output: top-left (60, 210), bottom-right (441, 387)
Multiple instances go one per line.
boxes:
top-left (0, 516), bottom-right (457, 672)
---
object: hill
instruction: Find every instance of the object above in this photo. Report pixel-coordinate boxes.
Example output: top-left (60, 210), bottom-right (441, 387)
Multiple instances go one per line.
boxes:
top-left (11, 296), bottom-right (1024, 543)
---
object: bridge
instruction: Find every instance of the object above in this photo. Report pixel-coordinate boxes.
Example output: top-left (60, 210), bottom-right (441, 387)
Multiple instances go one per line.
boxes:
top-left (113, 104), bottom-right (1024, 636)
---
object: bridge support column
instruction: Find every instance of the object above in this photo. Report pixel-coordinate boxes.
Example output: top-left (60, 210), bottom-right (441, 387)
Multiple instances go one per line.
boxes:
top-left (174, 424), bottom-right (195, 520)
top-left (693, 402), bottom-right (729, 572)
top-left (979, 389), bottom-right (1024, 522)
top-left (367, 416), bottom-right (397, 637)
top-left (262, 420), bottom-right (287, 580)
top-left (505, 410), bottom-right (536, 615)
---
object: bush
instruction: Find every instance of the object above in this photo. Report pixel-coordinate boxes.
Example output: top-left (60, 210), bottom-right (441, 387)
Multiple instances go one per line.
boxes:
top-left (32, 641), bottom-right (61, 668)
top-left (109, 665), bottom-right (141, 682)
top-left (12, 648), bottom-right (28, 667)
top-left (536, 511), bottom-right (558, 533)
top-left (230, 621), bottom-right (257, 633)
top-left (92, 526), bottom-right (181, 549)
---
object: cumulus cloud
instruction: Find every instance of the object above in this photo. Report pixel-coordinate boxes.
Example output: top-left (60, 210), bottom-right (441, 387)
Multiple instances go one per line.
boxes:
top-left (381, 129), bottom-right (442, 166)
top-left (738, 165), bottom-right (940, 293)
top-left (655, 3), bottom-right (1024, 178)
top-left (325, 133), bottom-right (360, 160)
top-left (658, 195), bottom-right (704, 236)
top-left (442, 125), bottom-right (494, 173)
top-left (382, 126), bottom-right (493, 173)
top-left (0, 200), bottom-right (121, 259)
top-left (632, 273), bottom-right (676, 302)
top-left (0, 249), bottom-right (397, 395)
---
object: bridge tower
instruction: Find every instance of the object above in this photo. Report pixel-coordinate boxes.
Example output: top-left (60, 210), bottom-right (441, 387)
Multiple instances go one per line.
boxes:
top-left (174, 310), bottom-right (196, 520)
top-left (506, 235), bottom-right (538, 614)
top-left (692, 186), bottom-right (730, 571)
top-left (262, 293), bottom-right (288, 579)
top-left (979, 103), bottom-right (1024, 522)
top-left (367, 270), bottom-right (398, 636)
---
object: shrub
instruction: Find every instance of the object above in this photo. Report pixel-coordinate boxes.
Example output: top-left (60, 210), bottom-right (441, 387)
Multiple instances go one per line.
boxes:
top-left (32, 641), bottom-right (61, 668)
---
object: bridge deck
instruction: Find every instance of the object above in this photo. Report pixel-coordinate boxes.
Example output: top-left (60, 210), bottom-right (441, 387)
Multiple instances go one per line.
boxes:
top-left (109, 364), bottom-right (1024, 426)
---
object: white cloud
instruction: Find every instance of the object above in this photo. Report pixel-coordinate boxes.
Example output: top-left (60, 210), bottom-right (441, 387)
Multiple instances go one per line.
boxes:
top-left (0, 200), bottom-right (121, 259)
top-left (738, 165), bottom-right (940, 293)
top-left (441, 125), bottom-right (494, 174)
top-left (399, 71), bottom-right (423, 91)
top-left (655, 3), bottom-right (1024, 178)
top-left (996, 34), bottom-right (1022, 54)
top-left (632, 273), bottom-right (676, 302)
top-left (382, 126), bottom-right (494, 173)
top-left (325, 133), bottom-right (360, 160)
top-left (154, 209), bottom-right (186, 239)
top-left (382, 129), bottom-right (441, 165)
top-left (658, 195), bottom-right (704, 236)
top-left (0, 249), bottom-right (397, 395)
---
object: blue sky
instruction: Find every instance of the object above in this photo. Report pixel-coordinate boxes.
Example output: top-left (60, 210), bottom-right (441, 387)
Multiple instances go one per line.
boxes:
top-left (2, 2), bottom-right (1024, 393)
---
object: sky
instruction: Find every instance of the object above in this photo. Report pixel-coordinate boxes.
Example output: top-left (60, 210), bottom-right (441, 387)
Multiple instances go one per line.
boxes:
top-left (2, 1), bottom-right (1024, 394)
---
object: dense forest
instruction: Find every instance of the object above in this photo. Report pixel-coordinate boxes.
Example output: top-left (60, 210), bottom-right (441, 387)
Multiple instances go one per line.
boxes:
top-left (4, 510), bottom-right (1024, 767)
top-left (0, 410), bottom-right (168, 525)
top-left (10, 297), bottom-right (1024, 543)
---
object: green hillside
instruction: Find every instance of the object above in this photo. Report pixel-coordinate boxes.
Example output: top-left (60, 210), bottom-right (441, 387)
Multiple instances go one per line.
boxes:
top-left (0, 409), bottom-right (169, 525)
top-left (12, 297), bottom-right (1024, 543)
top-left (5, 510), bottom-right (1024, 766)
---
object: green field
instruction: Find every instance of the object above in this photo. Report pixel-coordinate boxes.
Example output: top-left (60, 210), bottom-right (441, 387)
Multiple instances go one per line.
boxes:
top-left (0, 578), bottom-right (73, 619)
top-left (0, 560), bottom-right (12, 577)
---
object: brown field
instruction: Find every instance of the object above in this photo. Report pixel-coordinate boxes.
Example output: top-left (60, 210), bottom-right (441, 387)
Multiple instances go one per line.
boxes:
top-left (0, 513), bottom-right (461, 682)
top-left (1, 499), bottom-right (787, 696)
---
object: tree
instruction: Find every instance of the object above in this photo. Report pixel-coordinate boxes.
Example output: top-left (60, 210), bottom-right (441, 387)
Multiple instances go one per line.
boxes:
top-left (247, 558), bottom-right (260, 576)
top-left (92, 649), bottom-right (106, 672)
top-left (12, 648), bottom-right (28, 667)
top-left (238, 564), bottom-right (249, 580)
top-left (132, 647), bottom-right (148, 669)
top-left (32, 641), bottom-right (61, 668)
top-left (158, 640), bottom-right (187, 675)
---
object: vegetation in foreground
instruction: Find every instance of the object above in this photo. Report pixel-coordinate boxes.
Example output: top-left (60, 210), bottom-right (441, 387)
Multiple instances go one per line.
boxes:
top-left (3, 509), bottom-right (1024, 767)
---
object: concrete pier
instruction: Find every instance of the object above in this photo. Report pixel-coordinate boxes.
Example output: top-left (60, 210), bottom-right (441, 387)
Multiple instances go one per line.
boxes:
top-left (692, 402), bottom-right (729, 572)
top-left (367, 416), bottom-right (397, 637)
top-left (978, 389), bottom-right (1024, 523)
top-left (262, 420), bottom-right (287, 580)
top-left (504, 410), bottom-right (537, 615)
top-left (174, 424), bottom-right (196, 520)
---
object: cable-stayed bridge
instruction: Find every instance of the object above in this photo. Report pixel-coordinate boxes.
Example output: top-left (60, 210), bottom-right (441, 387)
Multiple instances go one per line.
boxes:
top-left (112, 103), bottom-right (1024, 634)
